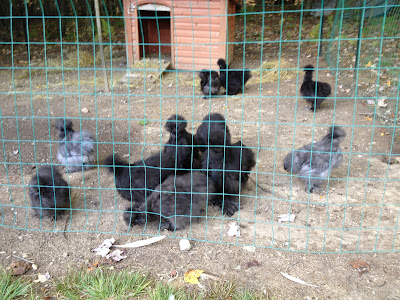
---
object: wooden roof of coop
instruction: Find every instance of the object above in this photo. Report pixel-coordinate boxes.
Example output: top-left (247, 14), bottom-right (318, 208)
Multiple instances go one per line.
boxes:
top-left (123, 0), bottom-right (238, 70)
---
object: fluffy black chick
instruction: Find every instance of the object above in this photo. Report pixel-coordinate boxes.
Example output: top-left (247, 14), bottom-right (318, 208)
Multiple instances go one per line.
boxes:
top-left (199, 70), bottom-right (221, 98)
top-left (195, 113), bottom-right (231, 152)
top-left (163, 114), bottom-right (201, 170)
top-left (198, 124), bottom-right (256, 216)
top-left (55, 119), bottom-right (96, 173)
top-left (29, 165), bottom-right (70, 219)
top-left (283, 126), bottom-right (346, 192)
top-left (300, 64), bottom-right (332, 110)
top-left (124, 171), bottom-right (215, 231)
top-left (103, 151), bottom-right (176, 210)
top-left (217, 58), bottom-right (252, 95)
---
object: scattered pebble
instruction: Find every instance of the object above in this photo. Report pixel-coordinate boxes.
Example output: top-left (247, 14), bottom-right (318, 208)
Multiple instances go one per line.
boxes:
top-left (227, 222), bottom-right (240, 237)
top-left (278, 213), bottom-right (296, 223)
top-left (243, 246), bottom-right (256, 253)
top-left (179, 239), bottom-right (191, 251)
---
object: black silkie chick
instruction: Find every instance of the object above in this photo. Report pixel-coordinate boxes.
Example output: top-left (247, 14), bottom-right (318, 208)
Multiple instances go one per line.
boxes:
top-left (55, 119), bottom-right (96, 173)
top-left (103, 151), bottom-right (177, 209)
top-left (217, 58), bottom-right (252, 95)
top-left (124, 171), bottom-right (215, 231)
top-left (195, 113), bottom-right (231, 151)
top-left (283, 126), bottom-right (346, 193)
top-left (29, 166), bottom-right (70, 219)
top-left (199, 70), bottom-right (221, 98)
top-left (198, 127), bottom-right (256, 216)
top-left (300, 64), bottom-right (331, 110)
top-left (163, 114), bottom-right (201, 170)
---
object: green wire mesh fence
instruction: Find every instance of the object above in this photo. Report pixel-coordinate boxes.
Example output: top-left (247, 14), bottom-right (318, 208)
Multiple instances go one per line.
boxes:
top-left (0, 0), bottom-right (399, 254)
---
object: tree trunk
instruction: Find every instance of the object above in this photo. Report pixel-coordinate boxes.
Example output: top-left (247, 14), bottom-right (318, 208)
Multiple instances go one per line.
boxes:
top-left (94, 0), bottom-right (110, 93)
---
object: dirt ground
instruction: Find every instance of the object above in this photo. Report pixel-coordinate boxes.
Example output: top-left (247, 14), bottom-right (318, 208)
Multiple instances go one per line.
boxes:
top-left (1, 39), bottom-right (400, 299)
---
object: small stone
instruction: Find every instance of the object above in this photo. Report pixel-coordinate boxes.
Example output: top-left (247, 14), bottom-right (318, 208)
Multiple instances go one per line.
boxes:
top-left (179, 239), bottom-right (191, 251)
top-left (62, 252), bottom-right (68, 258)
top-left (243, 246), bottom-right (256, 253)
top-left (81, 107), bottom-right (89, 113)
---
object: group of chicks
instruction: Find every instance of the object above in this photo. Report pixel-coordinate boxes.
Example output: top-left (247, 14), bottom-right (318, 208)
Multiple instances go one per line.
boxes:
top-left (199, 58), bottom-right (252, 96)
top-left (29, 114), bottom-right (256, 231)
top-left (28, 62), bottom-right (346, 231)
top-left (201, 60), bottom-right (331, 113)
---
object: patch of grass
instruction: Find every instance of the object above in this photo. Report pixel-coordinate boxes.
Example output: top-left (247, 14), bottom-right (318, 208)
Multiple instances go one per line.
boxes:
top-left (0, 268), bottom-right (33, 300)
top-left (205, 281), bottom-right (270, 300)
top-left (248, 59), bottom-right (298, 85)
top-left (18, 50), bottom-right (100, 79)
top-left (148, 282), bottom-right (201, 300)
top-left (56, 268), bottom-right (151, 299)
top-left (205, 281), bottom-right (237, 299)
top-left (51, 267), bottom-right (275, 300)
top-left (17, 47), bottom-right (123, 79)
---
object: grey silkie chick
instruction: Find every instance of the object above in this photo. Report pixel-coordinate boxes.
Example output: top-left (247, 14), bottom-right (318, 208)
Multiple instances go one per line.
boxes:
top-left (55, 119), bottom-right (96, 172)
top-left (283, 126), bottom-right (346, 192)
top-left (124, 171), bottom-right (215, 231)
top-left (29, 166), bottom-right (71, 219)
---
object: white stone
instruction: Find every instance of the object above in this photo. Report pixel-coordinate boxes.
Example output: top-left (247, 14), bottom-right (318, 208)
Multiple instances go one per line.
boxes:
top-left (179, 239), bottom-right (191, 251)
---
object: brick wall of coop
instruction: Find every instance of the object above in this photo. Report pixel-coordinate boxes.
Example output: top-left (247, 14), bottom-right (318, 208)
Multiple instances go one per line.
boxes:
top-left (123, 0), bottom-right (236, 70)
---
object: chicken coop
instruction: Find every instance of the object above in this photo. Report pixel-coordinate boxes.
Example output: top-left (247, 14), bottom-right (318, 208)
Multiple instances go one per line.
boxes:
top-left (122, 0), bottom-right (238, 70)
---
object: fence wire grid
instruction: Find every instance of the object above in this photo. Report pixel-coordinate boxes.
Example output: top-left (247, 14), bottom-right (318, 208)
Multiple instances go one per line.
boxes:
top-left (0, 0), bottom-right (399, 254)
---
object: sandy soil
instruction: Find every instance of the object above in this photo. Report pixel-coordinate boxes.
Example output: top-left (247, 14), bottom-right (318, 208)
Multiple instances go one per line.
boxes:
top-left (0, 41), bottom-right (400, 299)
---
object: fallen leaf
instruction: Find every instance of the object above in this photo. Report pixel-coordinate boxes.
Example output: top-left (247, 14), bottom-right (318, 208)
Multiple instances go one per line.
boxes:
top-left (86, 261), bottom-right (99, 272)
top-left (168, 269), bottom-right (178, 282)
top-left (244, 260), bottom-right (261, 269)
top-left (365, 61), bottom-right (372, 67)
top-left (364, 116), bottom-right (373, 121)
top-left (184, 269), bottom-right (204, 284)
top-left (377, 98), bottom-right (387, 107)
top-left (10, 262), bottom-right (31, 276)
top-left (387, 80), bottom-right (391, 86)
top-left (280, 272), bottom-right (318, 287)
top-left (92, 238), bottom-right (116, 257)
top-left (34, 272), bottom-right (51, 283)
top-left (106, 250), bottom-right (127, 262)
top-left (349, 260), bottom-right (370, 277)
